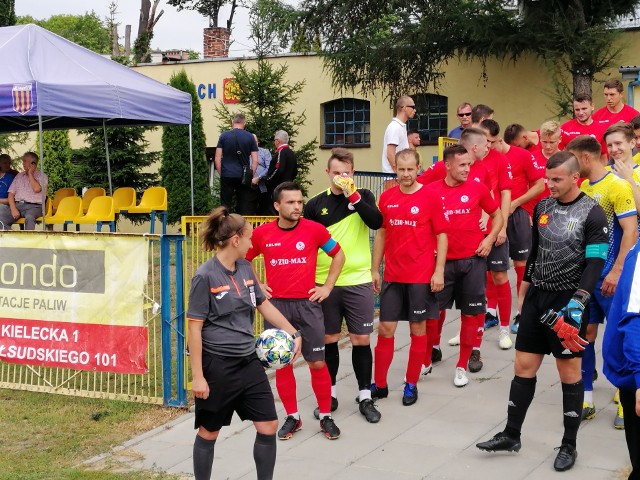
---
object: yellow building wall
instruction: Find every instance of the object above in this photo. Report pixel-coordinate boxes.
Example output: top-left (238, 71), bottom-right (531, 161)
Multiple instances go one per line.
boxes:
top-left (132, 52), bottom-right (562, 193)
top-left (14, 31), bottom-right (640, 204)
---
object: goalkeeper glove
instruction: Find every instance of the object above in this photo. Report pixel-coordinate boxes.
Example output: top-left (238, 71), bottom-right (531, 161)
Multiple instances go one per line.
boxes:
top-left (333, 173), bottom-right (361, 204)
top-left (540, 290), bottom-right (590, 353)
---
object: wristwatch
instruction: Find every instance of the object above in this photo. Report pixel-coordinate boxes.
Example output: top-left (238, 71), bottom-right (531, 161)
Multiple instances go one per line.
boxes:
top-left (291, 330), bottom-right (302, 339)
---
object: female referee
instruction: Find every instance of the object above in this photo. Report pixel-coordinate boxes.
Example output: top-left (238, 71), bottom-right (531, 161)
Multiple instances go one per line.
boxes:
top-left (187, 207), bottom-right (302, 480)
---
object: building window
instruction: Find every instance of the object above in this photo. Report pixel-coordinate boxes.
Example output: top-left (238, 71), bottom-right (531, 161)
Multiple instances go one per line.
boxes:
top-left (407, 94), bottom-right (448, 145)
top-left (322, 98), bottom-right (371, 148)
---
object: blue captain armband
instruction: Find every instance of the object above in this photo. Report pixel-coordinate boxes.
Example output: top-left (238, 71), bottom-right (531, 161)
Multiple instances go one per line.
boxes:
top-left (585, 243), bottom-right (608, 260)
top-left (320, 238), bottom-right (341, 257)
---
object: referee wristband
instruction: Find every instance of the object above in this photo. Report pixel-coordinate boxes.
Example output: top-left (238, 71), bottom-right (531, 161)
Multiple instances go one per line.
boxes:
top-left (291, 330), bottom-right (302, 339)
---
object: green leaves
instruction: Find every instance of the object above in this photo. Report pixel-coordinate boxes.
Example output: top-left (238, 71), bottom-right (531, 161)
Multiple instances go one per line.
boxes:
top-left (161, 70), bottom-right (213, 224)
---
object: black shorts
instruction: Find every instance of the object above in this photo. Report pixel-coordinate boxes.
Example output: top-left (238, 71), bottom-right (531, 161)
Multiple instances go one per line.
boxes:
top-left (379, 281), bottom-right (439, 322)
top-left (321, 283), bottom-right (375, 336)
top-left (437, 256), bottom-right (487, 315)
top-left (515, 285), bottom-right (588, 359)
top-left (507, 207), bottom-right (532, 261)
top-left (195, 352), bottom-right (277, 432)
top-left (267, 298), bottom-right (326, 362)
top-left (487, 238), bottom-right (510, 272)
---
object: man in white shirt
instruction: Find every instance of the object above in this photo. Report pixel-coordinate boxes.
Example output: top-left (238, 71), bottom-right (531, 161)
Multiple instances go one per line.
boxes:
top-left (381, 96), bottom-right (416, 174)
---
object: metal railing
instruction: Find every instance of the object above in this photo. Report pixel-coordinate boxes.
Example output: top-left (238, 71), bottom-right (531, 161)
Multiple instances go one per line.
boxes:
top-left (0, 233), bottom-right (187, 407)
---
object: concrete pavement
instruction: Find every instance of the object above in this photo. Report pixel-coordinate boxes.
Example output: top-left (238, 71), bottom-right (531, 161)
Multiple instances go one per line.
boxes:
top-left (85, 309), bottom-right (631, 480)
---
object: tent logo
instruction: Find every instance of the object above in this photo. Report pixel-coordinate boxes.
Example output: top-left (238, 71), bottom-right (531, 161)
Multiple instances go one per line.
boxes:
top-left (12, 84), bottom-right (33, 115)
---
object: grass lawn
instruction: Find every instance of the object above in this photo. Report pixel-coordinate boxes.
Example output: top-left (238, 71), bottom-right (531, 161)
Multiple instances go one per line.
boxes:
top-left (0, 388), bottom-right (186, 480)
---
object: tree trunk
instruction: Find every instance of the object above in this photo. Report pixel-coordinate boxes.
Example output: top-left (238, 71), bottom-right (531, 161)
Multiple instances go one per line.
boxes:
top-left (112, 24), bottom-right (119, 57)
top-left (124, 24), bottom-right (131, 57)
top-left (138, 0), bottom-right (150, 39)
top-left (572, 70), bottom-right (592, 99)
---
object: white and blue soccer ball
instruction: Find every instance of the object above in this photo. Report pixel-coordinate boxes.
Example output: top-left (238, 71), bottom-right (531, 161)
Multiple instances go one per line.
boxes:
top-left (255, 329), bottom-right (295, 369)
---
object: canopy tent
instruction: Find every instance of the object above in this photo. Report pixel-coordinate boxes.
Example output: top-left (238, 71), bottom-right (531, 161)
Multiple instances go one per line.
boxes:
top-left (0, 24), bottom-right (195, 216)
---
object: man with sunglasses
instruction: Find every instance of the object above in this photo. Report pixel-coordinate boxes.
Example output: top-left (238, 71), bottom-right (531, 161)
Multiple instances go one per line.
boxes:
top-left (448, 102), bottom-right (473, 139)
top-left (381, 96), bottom-right (417, 174)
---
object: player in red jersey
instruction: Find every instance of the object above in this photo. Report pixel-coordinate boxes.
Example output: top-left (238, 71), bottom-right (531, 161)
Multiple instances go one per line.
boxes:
top-left (246, 182), bottom-right (346, 441)
top-left (592, 79), bottom-right (640, 126)
top-left (482, 119), bottom-right (544, 346)
top-left (478, 120), bottom-right (513, 355)
top-left (428, 145), bottom-right (503, 386)
top-left (511, 120), bottom-right (560, 332)
top-left (420, 128), bottom-right (492, 362)
top-left (560, 94), bottom-right (608, 159)
top-left (370, 149), bottom-right (448, 407)
top-left (504, 124), bottom-right (541, 153)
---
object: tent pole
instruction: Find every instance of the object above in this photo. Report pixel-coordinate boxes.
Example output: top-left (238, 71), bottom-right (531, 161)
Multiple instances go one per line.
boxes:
top-left (189, 123), bottom-right (194, 215)
top-left (38, 115), bottom-right (45, 230)
top-left (103, 120), bottom-right (113, 195)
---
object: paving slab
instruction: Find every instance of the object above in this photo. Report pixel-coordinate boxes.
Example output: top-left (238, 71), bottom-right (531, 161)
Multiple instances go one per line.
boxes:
top-left (86, 278), bottom-right (632, 479)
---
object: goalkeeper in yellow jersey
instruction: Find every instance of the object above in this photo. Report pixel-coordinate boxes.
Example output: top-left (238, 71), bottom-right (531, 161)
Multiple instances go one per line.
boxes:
top-left (304, 148), bottom-right (383, 423)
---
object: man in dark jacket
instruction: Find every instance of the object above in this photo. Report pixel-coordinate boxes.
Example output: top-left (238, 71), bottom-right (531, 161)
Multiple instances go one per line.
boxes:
top-left (214, 113), bottom-right (259, 215)
top-left (265, 130), bottom-right (297, 214)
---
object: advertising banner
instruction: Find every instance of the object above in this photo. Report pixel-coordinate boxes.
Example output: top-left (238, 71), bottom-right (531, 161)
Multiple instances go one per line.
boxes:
top-left (0, 233), bottom-right (149, 374)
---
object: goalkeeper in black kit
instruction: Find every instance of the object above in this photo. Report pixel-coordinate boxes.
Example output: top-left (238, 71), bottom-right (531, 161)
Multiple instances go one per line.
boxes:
top-left (476, 151), bottom-right (609, 472)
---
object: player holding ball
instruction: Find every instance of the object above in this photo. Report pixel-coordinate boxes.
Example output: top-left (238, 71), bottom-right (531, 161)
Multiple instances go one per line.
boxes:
top-left (187, 206), bottom-right (302, 480)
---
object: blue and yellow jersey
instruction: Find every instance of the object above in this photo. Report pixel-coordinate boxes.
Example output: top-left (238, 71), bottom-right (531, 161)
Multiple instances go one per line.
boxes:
top-left (581, 172), bottom-right (637, 277)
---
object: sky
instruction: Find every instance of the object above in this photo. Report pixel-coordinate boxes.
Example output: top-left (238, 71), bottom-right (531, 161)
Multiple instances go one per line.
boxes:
top-left (15, 0), bottom-right (285, 58)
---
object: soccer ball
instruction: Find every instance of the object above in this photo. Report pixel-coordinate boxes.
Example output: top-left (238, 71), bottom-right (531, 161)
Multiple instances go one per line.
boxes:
top-left (255, 329), bottom-right (295, 369)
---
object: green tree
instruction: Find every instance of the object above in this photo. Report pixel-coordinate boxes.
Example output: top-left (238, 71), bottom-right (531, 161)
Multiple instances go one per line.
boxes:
top-left (160, 70), bottom-right (212, 224)
top-left (214, 60), bottom-right (317, 196)
top-left (0, 133), bottom-right (29, 165)
top-left (167, 0), bottom-right (238, 28)
top-left (17, 12), bottom-right (110, 53)
top-left (71, 127), bottom-right (159, 193)
top-left (42, 130), bottom-right (72, 194)
top-left (283, 0), bottom-right (639, 105)
top-left (0, 0), bottom-right (15, 27)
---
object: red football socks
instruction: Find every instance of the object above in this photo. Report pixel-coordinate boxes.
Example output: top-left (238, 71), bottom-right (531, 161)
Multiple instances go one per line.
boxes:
top-left (275, 364), bottom-right (298, 415)
top-left (514, 264), bottom-right (525, 293)
top-left (473, 313), bottom-right (485, 349)
top-left (496, 281), bottom-right (512, 327)
top-left (458, 314), bottom-right (476, 369)
top-left (406, 334), bottom-right (427, 385)
top-left (486, 272), bottom-right (497, 310)
top-left (374, 335), bottom-right (395, 388)
top-left (310, 364), bottom-right (332, 414)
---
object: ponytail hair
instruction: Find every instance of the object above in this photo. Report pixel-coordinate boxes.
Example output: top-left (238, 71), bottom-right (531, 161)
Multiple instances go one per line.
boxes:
top-left (200, 206), bottom-right (247, 251)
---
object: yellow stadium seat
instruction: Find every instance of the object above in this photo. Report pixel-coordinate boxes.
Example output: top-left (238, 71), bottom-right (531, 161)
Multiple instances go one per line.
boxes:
top-left (52, 188), bottom-right (76, 214)
top-left (74, 196), bottom-right (115, 232)
top-left (82, 187), bottom-right (106, 214)
top-left (121, 186), bottom-right (167, 234)
top-left (15, 198), bottom-right (51, 230)
top-left (112, 187), bottom-right (136, 214)
top-left (44, 196), bottom-right (82, 231)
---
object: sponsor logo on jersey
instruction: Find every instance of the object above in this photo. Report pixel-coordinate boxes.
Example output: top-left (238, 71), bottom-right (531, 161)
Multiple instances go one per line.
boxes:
top-left (265, 242), bottom-right (281, 247)
top-left (410, 206), bottom-right (420, 214)
top-left (473, 177), bottom-right (480, 182)
top-left (215, 291), bottom-right (228, 300)
top-left (321, 208), bottom-right (329, 215)
top-left (348, 203), bottom-right (355, 210)
top-left (387, 204), bottom-right (399, 208)
top-left (270, 258), bottom-right (308, 266)
top-left (460, 195), bottom-right (469, 203)
top-left (539, 213), bottom-right (549, 226)
top-left (445, 208), bottom-right (471, 216)
top-left (312, 346), bottom-right (325, 352)
top-left (389, 218), bottom-right (417, 227)
top-left (296, 241), bottom-right (305, 251)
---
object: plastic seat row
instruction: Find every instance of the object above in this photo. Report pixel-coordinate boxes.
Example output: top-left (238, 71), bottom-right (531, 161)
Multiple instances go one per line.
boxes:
top-left (43, 186), bottom-right (167, 233)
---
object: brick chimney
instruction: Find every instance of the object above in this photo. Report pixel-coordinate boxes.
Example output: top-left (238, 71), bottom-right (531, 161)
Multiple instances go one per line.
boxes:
top-left (203, 27), bottom-right (230, 59)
